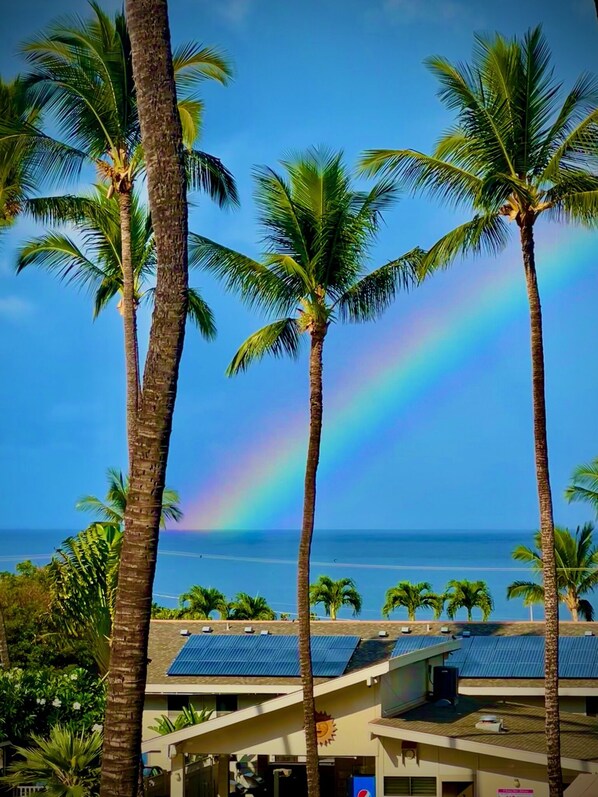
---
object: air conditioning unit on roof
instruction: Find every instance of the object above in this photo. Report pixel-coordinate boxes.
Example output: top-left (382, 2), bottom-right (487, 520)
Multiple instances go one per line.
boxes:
top-left (202, 626), bottom-right (212, 633)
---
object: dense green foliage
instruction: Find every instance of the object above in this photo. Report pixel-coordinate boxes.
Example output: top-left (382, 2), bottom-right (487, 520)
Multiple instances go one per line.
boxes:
top-left (0, 561), bottom-right (92, 671)
top-left (0, 668), bottom-right (105, 746)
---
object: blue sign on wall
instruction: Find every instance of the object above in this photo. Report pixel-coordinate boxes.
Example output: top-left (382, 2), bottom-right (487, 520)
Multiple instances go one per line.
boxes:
top-left (350, 775), bottom-right (375, 797)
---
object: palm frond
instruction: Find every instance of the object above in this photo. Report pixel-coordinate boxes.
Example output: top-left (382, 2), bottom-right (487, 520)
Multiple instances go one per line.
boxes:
top-left (336, 247), bottom-right (424, 322)
top-left (187, 288), bottom-right (217, 340)
top-left (423, 214), bottom-right (509, 274)
top-left (185, 149), bottom-right (239, 207)
top-left (227, 318), bottom-right (302, 376)
top-left (188, 233), bottom-right (295, 314)
top-left (16, 232), bottom-right (105, 291)
top-left (172, 42), bottom-right (232, 89)
top-left (359, 149), bottom-right (482, 209)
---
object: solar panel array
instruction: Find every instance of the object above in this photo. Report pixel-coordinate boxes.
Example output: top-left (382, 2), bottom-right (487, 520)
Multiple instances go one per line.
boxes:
top-left (167, 634), bottom-right (360, 677)
top-left (391, 635), bottom-right (598, 678)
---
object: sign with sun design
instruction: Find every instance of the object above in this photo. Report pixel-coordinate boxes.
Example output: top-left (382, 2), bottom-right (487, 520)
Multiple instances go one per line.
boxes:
top-left (314, 710), bottom-right (336, 746)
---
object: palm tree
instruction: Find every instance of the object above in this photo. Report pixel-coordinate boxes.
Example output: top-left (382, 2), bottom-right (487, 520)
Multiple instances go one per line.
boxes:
top-left (309, 576), bottom-right (362, 620)
top-left (17, 188), bottom-right (217, 361)
top-left (382, 581), bottom-right (437, 621)
top-left (99, 0), bottom-right (193, 792)
top-left (445, 580), bottom-right (494, 622)
top-left (179, 586), bottom-right (228, 619)
top-left (0, 78), bottom-right (41, 235)
top-left (507, 525), bottom-right (598, 621)
top-left (360, 30), bottom-right (598, 794)
top-left (23, 2), bottom-right (236, 466)
top-left (229, 593), bottom-right (276, 621)
top-left (76, 467), bottom-right (183, 530)
top-left (49, 523), bottom-right (123, 676)
top-left (565, 459), bottom-right (598, 515)
top-left (190, 147), bottom-right (422, 797)
top-left (430, 592), bottom-right (446, 620)
top-left (1, 726), bottom-right (102, 797)
top-left (0, 76), bottom-right (80, 236)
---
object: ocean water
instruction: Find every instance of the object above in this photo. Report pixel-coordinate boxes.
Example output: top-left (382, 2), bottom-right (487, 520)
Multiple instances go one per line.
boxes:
top-left (0, 528), bottom-right (546, 621)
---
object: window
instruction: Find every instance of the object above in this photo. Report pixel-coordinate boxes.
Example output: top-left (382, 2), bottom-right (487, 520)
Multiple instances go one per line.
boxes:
top-left (216, 694), bottom-right (238, 713)
top-left (384, 777), bottom-right (437, 796)
top-left (167, 695), bottom-right (189, 713)
top-left (586, 696), bottom-right (598, 717)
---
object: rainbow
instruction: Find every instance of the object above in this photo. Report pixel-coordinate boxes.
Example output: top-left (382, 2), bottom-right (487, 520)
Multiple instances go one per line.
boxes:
top-left (185, 227), bottom-right (596, 530)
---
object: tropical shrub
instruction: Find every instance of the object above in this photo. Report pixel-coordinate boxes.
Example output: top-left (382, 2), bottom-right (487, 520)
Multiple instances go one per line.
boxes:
top-left (1, 725), bottom-right (102, 797)
top-left (0, 667), bottom-right (105, 746)
top-left (149, 704), bottom-right (213, 735)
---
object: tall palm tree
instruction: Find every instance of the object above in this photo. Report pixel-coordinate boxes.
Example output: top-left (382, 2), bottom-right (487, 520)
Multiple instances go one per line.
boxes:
top-left (445, 579), bottom-right (494, 622)
top-left (99, 0), bottom-right (192, 792)
top-left (17, 188), bottom-right (217, 358)
top-left (76, 467), bottom-right (183, 530)
top-left (361, 30), bottom-right (598, 795)
top-left (179, 586), bottom-right (228, 619)
top-left (382, 581), bottom-right (437, 621)
top-left (1, 726), bottom-right (102, 797)
top-left (229, 593), bottom-right (276, 620)
top-left (565, 458), bottom-right (598, 515)
top-left (309, 575), bottom-right (362, 620)
top-left (507, 525), bottom-right (598, 621)
top-left (191, 148), bottom-right (422, 797)
top-left (23, 1), bottom-right (236, 467)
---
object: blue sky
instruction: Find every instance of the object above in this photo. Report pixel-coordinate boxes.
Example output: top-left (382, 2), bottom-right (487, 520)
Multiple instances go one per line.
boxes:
top-left (0, 0), bottom-right (597, 531)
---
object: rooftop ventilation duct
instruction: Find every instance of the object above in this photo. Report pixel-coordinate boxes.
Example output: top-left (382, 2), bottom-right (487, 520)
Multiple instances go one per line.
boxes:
top-left (201, 626), bottom-right (212, 633)
top-left (378, 630), bottom-right (389, 637)
top-left (180, 629), bottom-right (190, 637)
top-left (244, 626), bottom-right (254, 634)
top-left (475, 715), bottom-right (504, 733)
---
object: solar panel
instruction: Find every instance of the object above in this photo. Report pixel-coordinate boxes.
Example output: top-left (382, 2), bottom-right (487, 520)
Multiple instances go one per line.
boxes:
top-left (445, 635), bottom-right (598, 678)
top-left (167, 634), bottom-right (360, 677)
top-left (391, 636), bottom-right (451, 658)
top-left (391, 635), bottom-right (598, 679)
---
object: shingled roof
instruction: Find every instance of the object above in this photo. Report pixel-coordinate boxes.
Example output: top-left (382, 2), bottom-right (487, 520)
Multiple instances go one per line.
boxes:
top-left (146, 619), bottom-right (598, 687)
top-left (371, 698), bottom-right (598, 767)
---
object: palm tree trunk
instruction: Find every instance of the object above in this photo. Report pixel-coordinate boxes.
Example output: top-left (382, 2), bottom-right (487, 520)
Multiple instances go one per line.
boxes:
top-left (566, 592), bottom-right (579, 622)
top-left (330, 605), bottom-right (336, 620)
top-left (298, 324), bottom-right (326, 797)
top-left (99, 1), bottom-right (188, 795)
top-left (0, 606), bottom-right (10, 669)
top-left (520, 220), bottom-right (562, 797)
top-left (118, 188), bottom-right (141, 474)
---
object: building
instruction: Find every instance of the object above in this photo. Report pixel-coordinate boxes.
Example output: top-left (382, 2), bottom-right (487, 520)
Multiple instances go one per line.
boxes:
top-left (143, 621), bottom-right (598, 797)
